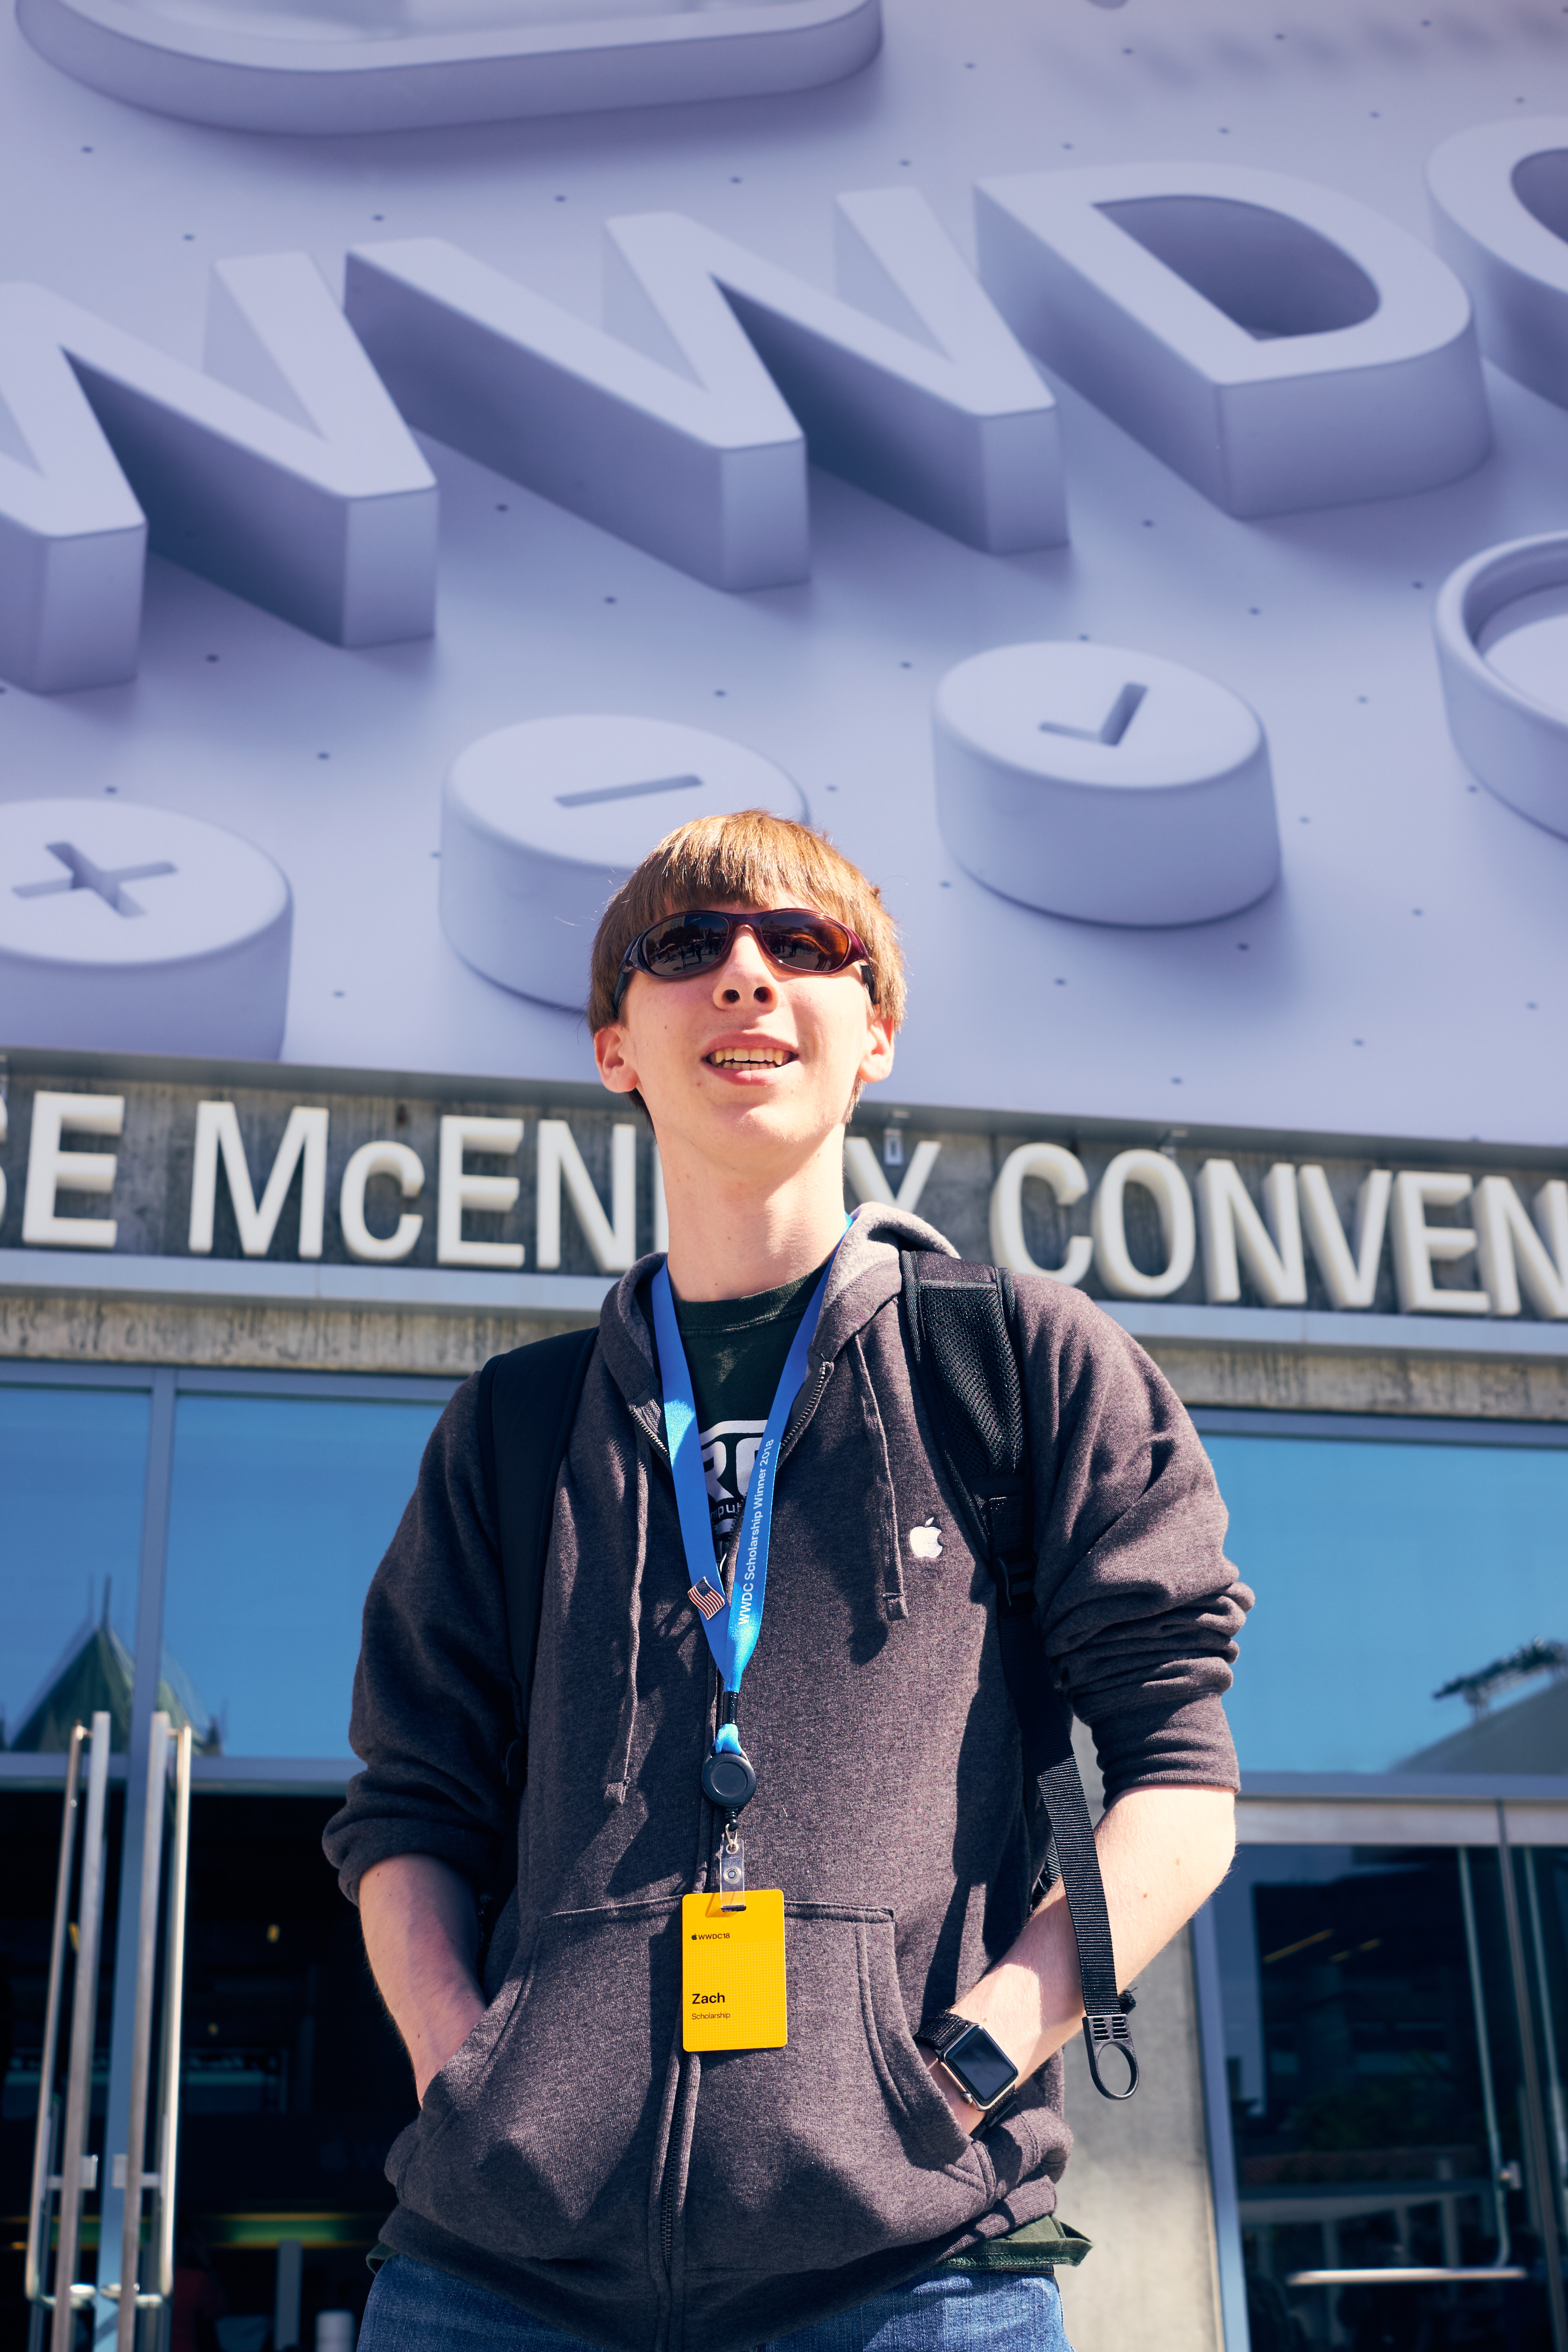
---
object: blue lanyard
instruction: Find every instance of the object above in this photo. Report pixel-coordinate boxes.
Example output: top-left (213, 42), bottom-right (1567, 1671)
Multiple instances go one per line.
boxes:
top-left (651, 1249), bottom-right (837, 1709)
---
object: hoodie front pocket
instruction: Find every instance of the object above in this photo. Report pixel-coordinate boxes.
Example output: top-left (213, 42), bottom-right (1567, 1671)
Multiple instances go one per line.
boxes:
top-left (680, 1904), bottom-right (994, 2278)
top-left (395, 1897), bottom-right (682, 2268)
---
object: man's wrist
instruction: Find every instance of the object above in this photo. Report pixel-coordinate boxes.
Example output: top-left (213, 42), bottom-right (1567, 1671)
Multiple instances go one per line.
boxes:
top-left (922, 2049), bottom-right (986, 2134)
top-left (917, 2005), bottom-right (1022, 2124)
top-left (411, 1984), bottom-right (485, 2103)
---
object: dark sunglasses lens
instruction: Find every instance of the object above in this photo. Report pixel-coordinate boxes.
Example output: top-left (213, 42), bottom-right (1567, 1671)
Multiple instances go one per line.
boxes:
top-left (639, 911), bottom-right (732, 976)
top-left (753, 914), bottom-right (856, 972)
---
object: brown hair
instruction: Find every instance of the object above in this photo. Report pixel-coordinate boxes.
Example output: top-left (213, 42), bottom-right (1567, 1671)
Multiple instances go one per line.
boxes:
top-left (587, 810), bottom-right (907, 1034)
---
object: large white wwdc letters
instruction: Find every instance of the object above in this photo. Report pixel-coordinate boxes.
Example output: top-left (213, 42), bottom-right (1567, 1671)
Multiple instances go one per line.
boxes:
top-left (340, 1141), bottom-right (425, 1265)
top-left (1298, 1165), bottom-right (1392, 1312)
top-left (1390, 1172), bottom-right (1490, 1315)
top-left (844, 1136), bottom-right (943, 1219)
top-left (536, 1119), bottom-right (639, 1273)
top-left (343, 189), bottom-right (1066, 593)
top-left (437, 1116), bottom-right (524, 1270)
top-left (188, 1101), bottom-right (329, 1259)
top-left (0, 255), bottom-right (437, 693)
top-left (974, 162), bottom-right (1490, 517)
top-left (1091, 1149), bottom-right (1196, 1301)
top-left (1196, 1160), bottom-right (1307, 1308)
top-left (21, 1093), bottom-right (124, 1250)
top-left (1428, 120), bottom-right (1568, 412)
top-left (1473, 1176), bottom-right (1568, 1320)
top-left (987, 1142), bottom-right (1094, 1286)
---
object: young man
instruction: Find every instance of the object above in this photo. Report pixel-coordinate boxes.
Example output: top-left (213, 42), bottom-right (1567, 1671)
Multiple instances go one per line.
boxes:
top-left (327, 811), bottom-right (1249, 2352)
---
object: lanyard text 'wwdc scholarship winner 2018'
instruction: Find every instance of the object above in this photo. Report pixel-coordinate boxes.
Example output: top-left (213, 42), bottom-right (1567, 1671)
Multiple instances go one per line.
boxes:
top-left (652, 1244), bottom-right (840, 2052)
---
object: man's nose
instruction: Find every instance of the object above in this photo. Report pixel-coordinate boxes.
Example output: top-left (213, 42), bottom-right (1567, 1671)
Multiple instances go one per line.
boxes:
top-left (713, 927), bottom-right (776, 1006)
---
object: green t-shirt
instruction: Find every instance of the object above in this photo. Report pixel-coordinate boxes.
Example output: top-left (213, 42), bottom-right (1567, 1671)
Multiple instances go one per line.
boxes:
top-left (657, 1259), bottom-right (830, 1552)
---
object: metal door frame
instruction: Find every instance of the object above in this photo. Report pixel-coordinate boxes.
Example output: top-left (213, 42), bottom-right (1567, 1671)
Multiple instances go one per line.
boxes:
top-left (1196, 1787), bottom-right (1568, 2352)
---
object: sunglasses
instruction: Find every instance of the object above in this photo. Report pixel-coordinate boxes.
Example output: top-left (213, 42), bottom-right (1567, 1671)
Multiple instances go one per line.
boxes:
top-left (613, 907), bottom-right (873, 1014)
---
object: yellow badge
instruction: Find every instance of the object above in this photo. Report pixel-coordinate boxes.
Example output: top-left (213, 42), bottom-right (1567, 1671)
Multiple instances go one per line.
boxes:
top-left (681, 1889), bottom-right (787, 2051)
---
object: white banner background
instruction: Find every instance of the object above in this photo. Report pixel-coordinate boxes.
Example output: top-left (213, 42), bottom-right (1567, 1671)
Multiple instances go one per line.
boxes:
top-left (0, 0), bottom-right (1564, 1143)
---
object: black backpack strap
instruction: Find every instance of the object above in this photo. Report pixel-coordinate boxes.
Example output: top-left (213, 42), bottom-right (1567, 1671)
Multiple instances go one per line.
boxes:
top-left (476, 1326), bottom-right (598, 1798)
top-left (900, 1252), bottom-right (1138, 2102)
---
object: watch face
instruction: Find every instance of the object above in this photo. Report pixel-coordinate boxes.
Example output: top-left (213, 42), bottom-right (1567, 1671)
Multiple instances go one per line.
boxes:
top-left (946, 2025), bottom-right (1017, 2109)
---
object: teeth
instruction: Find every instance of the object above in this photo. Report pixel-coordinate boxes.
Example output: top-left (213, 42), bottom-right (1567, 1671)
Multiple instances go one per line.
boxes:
top-left (708, 1049), bottom-right (791, 1066)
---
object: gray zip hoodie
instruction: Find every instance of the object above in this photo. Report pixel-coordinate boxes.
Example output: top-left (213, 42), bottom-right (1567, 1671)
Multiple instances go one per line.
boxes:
top-left (325, 1206), bottom-right (1249, 2352)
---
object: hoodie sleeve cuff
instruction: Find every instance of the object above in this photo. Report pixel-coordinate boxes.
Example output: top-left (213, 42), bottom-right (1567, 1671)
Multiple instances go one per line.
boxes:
top-left (1088, 1694), bottom-right (1241, 1807)
top-left (322, 1800), bottom-right (500, 1907)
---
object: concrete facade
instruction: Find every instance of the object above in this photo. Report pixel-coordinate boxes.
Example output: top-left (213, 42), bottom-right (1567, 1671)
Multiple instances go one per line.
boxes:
top-left (1058, 1927), bottom-right (1222, 2352)
top-left (5, 1281), bottom-right (1564, 1428)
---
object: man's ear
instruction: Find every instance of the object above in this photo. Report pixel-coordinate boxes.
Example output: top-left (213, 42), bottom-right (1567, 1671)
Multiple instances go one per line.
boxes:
top-left (857, 1004), bottom-right (897, 1091)
top-left (595, 1023), bottom-right (640, 1096)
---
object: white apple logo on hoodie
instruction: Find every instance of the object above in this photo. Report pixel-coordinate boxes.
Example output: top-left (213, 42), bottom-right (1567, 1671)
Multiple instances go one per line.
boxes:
top-left (907, 1517), bottom-right (944, 1561)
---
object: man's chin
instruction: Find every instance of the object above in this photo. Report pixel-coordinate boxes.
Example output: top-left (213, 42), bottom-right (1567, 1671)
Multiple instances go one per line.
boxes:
top-left (702, 1093), bottom-right (838, 1154)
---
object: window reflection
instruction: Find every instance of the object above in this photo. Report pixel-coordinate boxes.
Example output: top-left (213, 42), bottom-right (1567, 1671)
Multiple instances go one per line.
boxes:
top-left (1213, 1844), bottom-right (1567, 2351)
top-left (0, 1385), bottom-right (147, 1752)
top-left (161, 1394), bottom-right (443, 1758)
top-left (1203, 1434), bottom-right (1568, 1775)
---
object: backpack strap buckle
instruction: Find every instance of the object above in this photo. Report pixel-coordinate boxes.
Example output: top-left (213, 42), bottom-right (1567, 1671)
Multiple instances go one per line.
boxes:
top-left (1082, 2000), bottom-right (1139, 2101)
top-left (993, 1544), bottom-right (1036, 1614)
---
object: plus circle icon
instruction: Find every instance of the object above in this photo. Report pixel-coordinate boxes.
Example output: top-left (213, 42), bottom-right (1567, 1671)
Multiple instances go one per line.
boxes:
top-left (0, 799), bottom-right (293, 1056)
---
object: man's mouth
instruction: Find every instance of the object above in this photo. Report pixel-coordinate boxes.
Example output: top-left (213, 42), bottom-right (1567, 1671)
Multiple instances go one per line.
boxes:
top-left (705, 1048), bottom-right (795, 1068)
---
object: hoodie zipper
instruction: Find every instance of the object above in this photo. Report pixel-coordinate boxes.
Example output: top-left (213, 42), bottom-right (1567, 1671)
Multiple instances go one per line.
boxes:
top-left (641, 1352), bottom-right (831, 2299)
top-left (778, 1357), bottom-right (833, 1464)
top-left (661, 2129), bottom-right (678, 2276)
top-left (635, 1353), bottom-right (833, 1475)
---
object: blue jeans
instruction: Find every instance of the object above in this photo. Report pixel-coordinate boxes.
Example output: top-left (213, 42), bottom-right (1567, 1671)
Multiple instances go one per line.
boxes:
top-left (359, 2252), bottom-right (1073, 2352)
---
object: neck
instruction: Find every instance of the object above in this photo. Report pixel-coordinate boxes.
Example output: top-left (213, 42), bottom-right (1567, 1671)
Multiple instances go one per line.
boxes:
top-left (657, 1127), bottom-right (849, 1301)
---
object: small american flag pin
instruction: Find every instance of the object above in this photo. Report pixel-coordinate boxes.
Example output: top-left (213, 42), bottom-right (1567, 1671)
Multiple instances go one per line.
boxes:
top-left (689, 1577), bottom-right (724, 1621)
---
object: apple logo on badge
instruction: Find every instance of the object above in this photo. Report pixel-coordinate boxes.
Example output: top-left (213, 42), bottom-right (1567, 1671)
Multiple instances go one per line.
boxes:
top-left (908, 1517), bottom-right (944, 1561)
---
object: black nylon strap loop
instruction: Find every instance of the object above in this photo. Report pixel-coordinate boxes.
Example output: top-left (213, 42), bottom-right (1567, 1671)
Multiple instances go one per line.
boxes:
top-left (1038, 1757), bottom-right (1140, 2100)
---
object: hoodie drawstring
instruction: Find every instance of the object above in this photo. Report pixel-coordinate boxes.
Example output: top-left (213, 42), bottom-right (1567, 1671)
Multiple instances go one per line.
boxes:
top-left (604, 1427), bottom-right (651, 1806)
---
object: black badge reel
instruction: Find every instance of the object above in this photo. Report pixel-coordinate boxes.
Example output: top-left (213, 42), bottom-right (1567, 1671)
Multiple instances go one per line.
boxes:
top-left (701, 1719), bottom-right (757, 1812)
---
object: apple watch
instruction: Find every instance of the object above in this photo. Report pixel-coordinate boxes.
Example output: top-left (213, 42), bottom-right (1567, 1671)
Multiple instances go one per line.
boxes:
top-left (916, 2009), bottom-right (1020, 2114)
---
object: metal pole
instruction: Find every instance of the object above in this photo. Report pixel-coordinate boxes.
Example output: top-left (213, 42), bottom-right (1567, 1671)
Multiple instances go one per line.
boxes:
top-left (25, 1726), bottom-right (85, 2309)
top-left (53, 1711), bottom-right (113, 2352)
top-left (1457, 1847), bottom-right (1512, 2264)
top-left (1496, 1805), bottom-right (1568, 2352)
top-left (114, 1715), bottom-right (171, 2352)
top-left (1524, 1849), bottom-right (1568, 2239)
top-left (1190, 1902), bottom-right (1252, 2352)
top-left (154, 1726), bottom-right (192, 2304)
top-left (98, 1368), bottom-right (178, 2344)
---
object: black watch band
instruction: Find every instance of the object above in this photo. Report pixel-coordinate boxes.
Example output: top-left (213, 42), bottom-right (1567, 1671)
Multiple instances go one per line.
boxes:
top-left (917, 2009), bottom-right (976, 2058)
top-left (915, 2009), bottom-right (1021, 2113)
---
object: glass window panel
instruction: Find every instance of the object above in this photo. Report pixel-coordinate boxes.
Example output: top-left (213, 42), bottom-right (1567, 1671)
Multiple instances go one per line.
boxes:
top-left (1207, 1435), bottom-right (1568, 1774)
top-left (162, 1394), bottom-right (443, 1759)
top-left (1523, 1847), bottom-right (1568, 2257)
top-left (0, 1384), bottom-right (148, 1752)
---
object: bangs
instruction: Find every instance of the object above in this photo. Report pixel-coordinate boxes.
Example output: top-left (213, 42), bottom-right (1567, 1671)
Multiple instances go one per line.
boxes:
top-left (587, 810), bottom-right (906, 1034)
